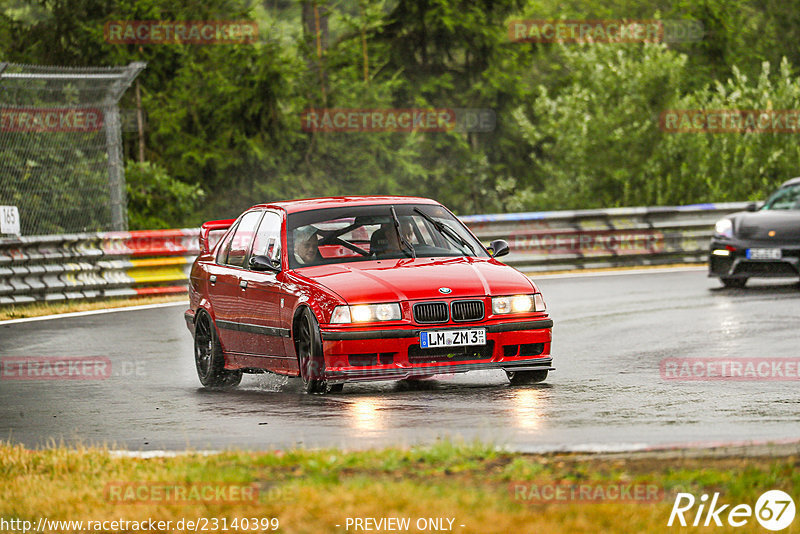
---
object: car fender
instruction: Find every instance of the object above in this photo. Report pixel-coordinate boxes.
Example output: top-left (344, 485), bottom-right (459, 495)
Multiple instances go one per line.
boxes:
top-left (196, 297), bottom-right (214, 322)
top-left (290, 301), bottom-right (322, 339)
top-left (283, 271), bottom-right (345, 330)
top-left (191, 298), bottom-right (222, 341)
top-left (527, 277), bottom-right (541, 293)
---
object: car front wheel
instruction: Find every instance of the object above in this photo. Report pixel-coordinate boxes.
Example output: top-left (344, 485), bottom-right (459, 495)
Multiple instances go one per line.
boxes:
top-left (194, 311), bottom-right (242, 388)
top-left (295, 309), bottom-right (329, 393)
top-left (506, 370), bottom-right (548, 385)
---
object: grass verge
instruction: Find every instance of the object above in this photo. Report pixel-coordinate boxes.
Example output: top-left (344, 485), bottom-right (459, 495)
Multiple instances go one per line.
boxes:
top-left (1, 441), bottom-right (796, 533)
top-left (0, 295), bottom-right (187, 321)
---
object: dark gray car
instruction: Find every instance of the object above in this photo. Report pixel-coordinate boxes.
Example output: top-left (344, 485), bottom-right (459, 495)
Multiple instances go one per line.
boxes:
top-left (709, 177), bottom-right (800, 287)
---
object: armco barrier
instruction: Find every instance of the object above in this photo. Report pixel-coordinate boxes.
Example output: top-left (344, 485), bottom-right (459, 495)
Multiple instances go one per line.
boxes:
top-left (462, 202), bottom-right (749, 273)
top-left (0, 229), bottom-right (198, 304)
top-left (0, 202), bottom-right (749, 305)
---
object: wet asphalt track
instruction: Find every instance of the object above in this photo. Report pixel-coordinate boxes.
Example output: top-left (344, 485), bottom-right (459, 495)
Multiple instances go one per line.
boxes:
top-left (1, 268), bottom-right (799, 452)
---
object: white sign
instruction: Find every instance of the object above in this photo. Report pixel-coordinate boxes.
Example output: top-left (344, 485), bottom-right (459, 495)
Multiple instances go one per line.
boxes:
top-left (0, 206), bottom-right (20, 235)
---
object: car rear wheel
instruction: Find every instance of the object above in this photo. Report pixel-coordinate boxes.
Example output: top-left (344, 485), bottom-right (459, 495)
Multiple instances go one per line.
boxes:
top-left (506, 370), bottom-right (548, 385)
top-left (194, 312), bottom-right (242, 388)
top-left (295, 309), bottom-right (329, 394)
top-left (721, 277), bottom-right (747, 288)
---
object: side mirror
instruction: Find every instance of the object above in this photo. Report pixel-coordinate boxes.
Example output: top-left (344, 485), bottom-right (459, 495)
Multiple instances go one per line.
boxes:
top-left (249, 255), bottom-right (280, 272)
top-left (488, 239), bottom-right (510, 258)
top-left (746, 202), bottom-right (759, 212)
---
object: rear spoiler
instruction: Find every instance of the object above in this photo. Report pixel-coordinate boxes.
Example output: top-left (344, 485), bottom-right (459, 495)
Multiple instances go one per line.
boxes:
top-left (199, 218), bottom-right (236, 254)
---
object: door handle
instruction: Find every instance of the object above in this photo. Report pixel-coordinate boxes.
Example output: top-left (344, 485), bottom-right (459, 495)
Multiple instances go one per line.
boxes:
top-left (209, 275), bottom-right (217, 285)
top-left (239, 279), bottom-right (248, 290)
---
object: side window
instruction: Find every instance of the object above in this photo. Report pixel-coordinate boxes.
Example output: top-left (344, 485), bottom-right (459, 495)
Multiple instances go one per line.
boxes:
top-left (768, 186), bottom-right (800, 210)
top-left (225, 211), bottom-right (263, 268)
top-left (251, 211), bottom-right (283, 265)
top-left (215, 226), bottom-right (236, 264)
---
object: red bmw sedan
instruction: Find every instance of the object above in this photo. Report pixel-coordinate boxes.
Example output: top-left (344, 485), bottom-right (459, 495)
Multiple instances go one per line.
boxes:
top-left (185, 196), bottom-right (554, 393)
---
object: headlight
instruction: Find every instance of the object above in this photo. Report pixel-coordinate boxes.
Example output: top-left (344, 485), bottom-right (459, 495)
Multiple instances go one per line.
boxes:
top-left (330, 303), bottom-right (402, 324)
top-left (492, 294), bottom-right (545, 314)
top-left (714, 218), bottom-right (734, 238)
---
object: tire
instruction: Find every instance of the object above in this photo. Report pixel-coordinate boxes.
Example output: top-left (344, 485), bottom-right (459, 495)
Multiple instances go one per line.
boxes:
top-left (295, 308), bottom-right (328, 393)
top-left (721, 277), bottom-right (747, 288)
top-left (506, 370), bottom-right (548, 385)
top-left (194, 311), bottom-right (242, 388)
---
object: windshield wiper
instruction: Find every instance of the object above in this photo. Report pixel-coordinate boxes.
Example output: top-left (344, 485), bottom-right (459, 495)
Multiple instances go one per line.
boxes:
top-left (391, 206), bottom-right (416, 258)
top-left (413, 207), bottom-right (475, 256)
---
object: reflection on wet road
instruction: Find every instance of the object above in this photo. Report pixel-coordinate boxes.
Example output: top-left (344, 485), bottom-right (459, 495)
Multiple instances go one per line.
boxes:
top-left (1, 269), bottom-right (799, 451)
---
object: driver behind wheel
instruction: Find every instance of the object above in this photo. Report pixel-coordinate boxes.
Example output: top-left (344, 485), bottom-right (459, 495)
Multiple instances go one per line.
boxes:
top-left (294, 226), bottom-right (323, 265)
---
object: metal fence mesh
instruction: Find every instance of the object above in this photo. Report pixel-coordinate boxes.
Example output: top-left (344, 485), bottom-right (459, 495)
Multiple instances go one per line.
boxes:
top-left (0, 62), bottom-right (144, 235)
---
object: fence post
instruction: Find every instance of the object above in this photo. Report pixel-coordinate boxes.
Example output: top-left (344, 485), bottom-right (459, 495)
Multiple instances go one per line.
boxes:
top-left (103, 62), bottom-right (146, 232)
top-left (1, 62), bottom-right (146, 235)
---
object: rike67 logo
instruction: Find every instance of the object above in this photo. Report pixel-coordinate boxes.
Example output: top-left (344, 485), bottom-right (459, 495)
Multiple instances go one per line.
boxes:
top-left (668, 490), bottom-right (796, 531)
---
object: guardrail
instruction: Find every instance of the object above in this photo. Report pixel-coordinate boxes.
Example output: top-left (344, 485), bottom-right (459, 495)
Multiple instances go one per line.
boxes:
top-left (0, 229), bottom-right (198, 304)
top-left (463, 202), bottom-right (749, 273)
top-left (0, 202), bottom-right (748, 304)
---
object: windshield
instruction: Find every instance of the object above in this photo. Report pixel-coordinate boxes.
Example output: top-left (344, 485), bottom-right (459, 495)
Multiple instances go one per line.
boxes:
top-left (287, 203), bottom-right (488, 269)
top-left (762, 184), bottom-right (800, 210)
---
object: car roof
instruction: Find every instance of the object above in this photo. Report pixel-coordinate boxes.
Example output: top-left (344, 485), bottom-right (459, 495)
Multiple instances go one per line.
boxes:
top-left (780, 176), bottom-right (800, 188)
top-left (249, 195), bottom-right (441, 214)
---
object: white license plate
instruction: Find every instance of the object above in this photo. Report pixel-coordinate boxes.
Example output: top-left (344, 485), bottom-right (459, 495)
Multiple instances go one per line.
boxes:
top-left (420, 329), bottom-right (486, 349)
top-left (747, 248), bottom-right (782, 260)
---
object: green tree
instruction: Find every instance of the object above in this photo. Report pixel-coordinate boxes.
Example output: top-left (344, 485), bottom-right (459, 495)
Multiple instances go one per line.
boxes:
top-left (655, 58), bottom-right (800, 203)
top-left (514, 43), bottom-right (688, 209)
top-left (125, 160), bottom-right (203, 229)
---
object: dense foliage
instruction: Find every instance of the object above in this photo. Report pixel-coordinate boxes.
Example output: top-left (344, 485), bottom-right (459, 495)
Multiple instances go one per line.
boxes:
top-left (2, 0), bottom-right (800, 227)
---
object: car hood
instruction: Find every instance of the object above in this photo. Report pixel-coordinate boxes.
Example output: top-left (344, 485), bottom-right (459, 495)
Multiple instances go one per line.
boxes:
top-left (733, 210), bottom-right (800, 240)
top-left (295, 257), bottom-right (536, 303)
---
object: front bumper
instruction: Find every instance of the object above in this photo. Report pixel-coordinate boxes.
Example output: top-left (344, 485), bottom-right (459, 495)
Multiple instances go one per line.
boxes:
top-left (709, 239), bottom-right (800, 279)
top-left (324, 358), bottom-right (554, 381)
top-left (320, 318), bottom-right (554, 382)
